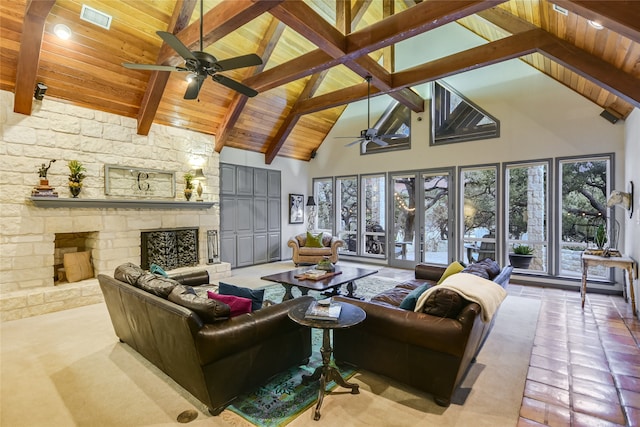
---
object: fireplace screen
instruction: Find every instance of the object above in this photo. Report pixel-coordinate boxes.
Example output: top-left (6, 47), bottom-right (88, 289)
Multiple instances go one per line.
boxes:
top-left (141, 228), bottom-right (198, 270)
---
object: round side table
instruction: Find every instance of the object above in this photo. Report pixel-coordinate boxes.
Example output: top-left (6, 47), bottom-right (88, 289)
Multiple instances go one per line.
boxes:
top-left (288, 300), bottom-right (366, 421)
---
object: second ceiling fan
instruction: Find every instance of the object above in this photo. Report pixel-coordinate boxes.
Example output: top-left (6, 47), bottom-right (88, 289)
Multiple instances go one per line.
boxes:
top-left (338, 76), bottom-right (406, 148)
top-left (122, 0), bottom-right (262, 100)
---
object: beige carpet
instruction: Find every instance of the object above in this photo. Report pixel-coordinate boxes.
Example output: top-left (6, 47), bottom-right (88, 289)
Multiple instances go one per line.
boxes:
top-left (1, 285), bottom-right (539, 427)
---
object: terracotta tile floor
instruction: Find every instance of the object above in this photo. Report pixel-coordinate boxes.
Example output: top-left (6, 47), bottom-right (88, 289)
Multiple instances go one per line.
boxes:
top-left (509, 284), bottom-right (640, 427)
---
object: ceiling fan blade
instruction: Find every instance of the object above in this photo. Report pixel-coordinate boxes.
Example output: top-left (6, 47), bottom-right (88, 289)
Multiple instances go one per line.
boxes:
top-left (184, 75), bottom-right (206, 100)
top-left (156, 31), bottom-right (197, 61)
top-left (345, 139), bottom-right (365, 147)
top-left (212, 74), bottom-right (258, 97)
top-left (215, 54), bottom-right (263, 72)
top-left (122, 63), bottom-right (179, 71)
top-left (372, 139), bottom-right (389, 146)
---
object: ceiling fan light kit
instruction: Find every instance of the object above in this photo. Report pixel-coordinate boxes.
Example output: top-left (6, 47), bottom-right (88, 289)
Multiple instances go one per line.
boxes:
top-left (121, 0), bottom-right (261, 100)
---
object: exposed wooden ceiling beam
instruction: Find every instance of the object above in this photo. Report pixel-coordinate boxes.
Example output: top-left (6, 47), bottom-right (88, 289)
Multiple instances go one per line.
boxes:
top-left (215, 19), bottom-right (286, 153)
top-left (554, 0), bottom-right (640, 43)
top-left (136, 0), bottom-right (197, 135)
top-left (246, 0), bottom-right (501, 93)
top-left (13, 0), bottom-right (55, 115)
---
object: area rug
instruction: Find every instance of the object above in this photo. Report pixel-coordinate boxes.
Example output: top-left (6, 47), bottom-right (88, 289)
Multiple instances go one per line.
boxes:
top-left (225, 277), bottom-right (398, 427)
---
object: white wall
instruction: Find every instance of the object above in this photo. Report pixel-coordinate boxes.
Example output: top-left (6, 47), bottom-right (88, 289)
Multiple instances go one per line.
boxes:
top-left (624, 108), bottom-right (640, 313)
top-left (219, 147), bottom-right (310, 258)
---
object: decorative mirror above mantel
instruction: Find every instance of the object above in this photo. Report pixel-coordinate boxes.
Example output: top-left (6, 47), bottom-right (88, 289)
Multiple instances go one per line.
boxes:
top-left (105, 164), bottom-right (175, 198)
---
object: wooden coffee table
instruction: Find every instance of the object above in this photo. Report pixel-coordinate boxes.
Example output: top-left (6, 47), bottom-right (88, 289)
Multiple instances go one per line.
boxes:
top-left (261, 265), bottom-right (378, 301)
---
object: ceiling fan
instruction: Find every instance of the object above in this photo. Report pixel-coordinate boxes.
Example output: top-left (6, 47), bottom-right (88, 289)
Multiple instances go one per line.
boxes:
top-left (122, 0), bottom-right (262, 100)
top-left (337, 76), bottom-right (406, 148)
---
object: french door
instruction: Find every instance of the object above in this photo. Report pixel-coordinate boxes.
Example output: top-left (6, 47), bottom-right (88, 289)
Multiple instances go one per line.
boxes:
top-left (389, 169), bottom-right (454, 268)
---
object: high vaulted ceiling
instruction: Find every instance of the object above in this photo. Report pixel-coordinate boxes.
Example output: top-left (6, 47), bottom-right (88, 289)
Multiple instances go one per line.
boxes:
top-left (2, 1), bottom-right (639, 164)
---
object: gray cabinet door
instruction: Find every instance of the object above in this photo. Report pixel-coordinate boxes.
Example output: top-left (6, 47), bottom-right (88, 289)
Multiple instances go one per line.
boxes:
top-left (254, 168), bottom-right (268, 196)
top-left (254, 234), bottom-right (268, 264)
top-left (267, 198), bottom-right (280, 232)
top-left (221, 164), bottom-right (236, 195)
top-left (220, 234), bottom-right (237, 268)
top-left (236, 198), bottom-right (253, 233)
top-left (268, 170), bottom-right (280, 198)
top-left (268, 232), bottom-right (281, 261)
top-left (237, 235), bottom-right (254, 267)
top-left (236, 166), bottom-right (253, 195)
top-left (253, 198), bottom-right (267, 233)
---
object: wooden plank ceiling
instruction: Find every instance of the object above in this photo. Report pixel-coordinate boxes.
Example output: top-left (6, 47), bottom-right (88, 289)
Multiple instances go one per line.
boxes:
top-left (1, 0), bottom-right (638, 164)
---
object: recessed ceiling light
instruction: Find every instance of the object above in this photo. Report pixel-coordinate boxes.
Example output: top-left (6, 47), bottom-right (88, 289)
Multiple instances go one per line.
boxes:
top-left (588, 20), bottom-right (604, 30)
top-left (54, 24), bottom-right (72, 40)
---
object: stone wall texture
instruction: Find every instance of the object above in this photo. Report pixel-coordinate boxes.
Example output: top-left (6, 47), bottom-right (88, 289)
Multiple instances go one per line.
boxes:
top-left (0, 90), bottom-right (230, 320)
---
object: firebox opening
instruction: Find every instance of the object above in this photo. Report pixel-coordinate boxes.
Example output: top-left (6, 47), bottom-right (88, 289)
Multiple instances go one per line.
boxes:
top-left (54, 232), bottom-right (97, 284)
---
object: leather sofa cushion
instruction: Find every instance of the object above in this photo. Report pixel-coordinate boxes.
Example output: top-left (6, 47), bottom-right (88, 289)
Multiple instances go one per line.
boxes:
top-left (421, 288), bottom-right (466, 318)
top-left (135, 273), bottom-right (181, 298)
top-left (114, 262), bottom-right (145, 284)
top-left (461, 258), bottom-right (501, 280)
top-left (169, 285), bottom-right (230, 322)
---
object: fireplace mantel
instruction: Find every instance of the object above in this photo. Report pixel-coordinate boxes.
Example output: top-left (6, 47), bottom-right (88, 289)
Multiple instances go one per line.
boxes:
top-left (29, 197), bottom-right (217, 209)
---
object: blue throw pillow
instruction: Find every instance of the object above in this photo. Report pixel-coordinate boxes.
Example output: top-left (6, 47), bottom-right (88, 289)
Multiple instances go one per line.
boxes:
top-left (218, 282), bottom-right (265, 311)
top-left (150, 263), bottom-right (168, 277)
top-left (399, 283), bottom-right (431, 311)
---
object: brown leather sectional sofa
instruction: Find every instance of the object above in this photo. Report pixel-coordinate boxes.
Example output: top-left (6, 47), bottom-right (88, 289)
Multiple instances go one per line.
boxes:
top-left (98, 266), bottom-right (312, 415)
top-left (333, 261), bottom-right (513, 407)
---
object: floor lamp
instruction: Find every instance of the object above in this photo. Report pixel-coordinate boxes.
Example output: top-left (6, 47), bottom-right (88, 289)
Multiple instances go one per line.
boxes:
top-left (306, 196), bottom-right (316, 232)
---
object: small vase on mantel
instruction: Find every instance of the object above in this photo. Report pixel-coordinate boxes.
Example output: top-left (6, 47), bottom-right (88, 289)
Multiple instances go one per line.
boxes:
top-left (69, 183), bottom-right (82, 198)
top-left (184, 188), bottom-right (193, 201)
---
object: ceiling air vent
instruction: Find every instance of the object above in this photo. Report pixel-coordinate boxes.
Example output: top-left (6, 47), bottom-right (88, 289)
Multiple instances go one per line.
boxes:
top-left (552, 4), bottom-right (568, 15)
top-left (80, 4), bottom-right (112, 30)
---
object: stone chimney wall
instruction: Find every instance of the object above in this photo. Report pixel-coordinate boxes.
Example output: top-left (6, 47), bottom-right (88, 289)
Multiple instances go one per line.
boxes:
top-left (0, 91), bottom-right (230, 320)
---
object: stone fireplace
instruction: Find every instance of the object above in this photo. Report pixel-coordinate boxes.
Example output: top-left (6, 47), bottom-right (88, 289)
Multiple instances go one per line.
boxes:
top-left (141, 228), bottom-right (199, 270)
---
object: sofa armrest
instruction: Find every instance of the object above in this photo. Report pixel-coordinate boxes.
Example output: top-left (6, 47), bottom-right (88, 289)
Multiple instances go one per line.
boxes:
top-left (330, 238), bottom-right (345, 251)
top-left (334, 297), bottom-right (479, 357)
top-left (196, 296), bottom-right (313, 365)
top-left (287, 238), bottom-right (301, 250)
top-left (415, 264), bottom-right (445, 281)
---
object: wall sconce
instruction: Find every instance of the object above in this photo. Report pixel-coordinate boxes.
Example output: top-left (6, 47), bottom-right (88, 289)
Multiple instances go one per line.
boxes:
top-left (306, 196), bottom-right (316, 232)
top-left (193, 168), bottom-right (205, 201)
top-left (606, 181), bottom-right (634, 218)
top-left (34, 82), bottom-right (47, 100)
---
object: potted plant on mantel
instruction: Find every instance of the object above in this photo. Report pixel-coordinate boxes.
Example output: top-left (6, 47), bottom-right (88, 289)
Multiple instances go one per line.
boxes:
top-left (509, 244), bottom-right (534, 269)
top-left (67, 160), bottom-right (86, 198)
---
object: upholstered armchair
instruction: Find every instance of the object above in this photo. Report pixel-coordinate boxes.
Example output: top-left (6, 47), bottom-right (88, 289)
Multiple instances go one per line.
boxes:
top-left (288, 232), bottom-right (344, 266)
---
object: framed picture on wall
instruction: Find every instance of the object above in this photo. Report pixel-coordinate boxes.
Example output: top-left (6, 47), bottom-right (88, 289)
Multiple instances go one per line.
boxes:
top-left (289, 193), bottom-right (304, 224)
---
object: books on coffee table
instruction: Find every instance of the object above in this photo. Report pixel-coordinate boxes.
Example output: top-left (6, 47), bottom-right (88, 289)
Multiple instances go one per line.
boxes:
top-left (304, 300), bottom-right (342, 321)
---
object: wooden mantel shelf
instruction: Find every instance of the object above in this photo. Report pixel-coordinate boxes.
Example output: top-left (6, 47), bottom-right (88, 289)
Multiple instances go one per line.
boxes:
top-left (29, 197), bottom-right (217, 209)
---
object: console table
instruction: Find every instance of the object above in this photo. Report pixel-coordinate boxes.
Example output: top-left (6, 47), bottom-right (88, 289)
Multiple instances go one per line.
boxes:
top-left (581, 253), bottom-right (637, 316)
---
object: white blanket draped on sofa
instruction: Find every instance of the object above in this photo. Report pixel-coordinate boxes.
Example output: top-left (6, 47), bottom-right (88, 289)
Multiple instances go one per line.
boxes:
top-left (414, 273), bottom-right (507, 322)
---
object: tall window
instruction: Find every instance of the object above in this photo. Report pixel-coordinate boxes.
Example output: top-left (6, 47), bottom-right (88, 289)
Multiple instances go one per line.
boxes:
top-left (505, 161), bottom-right (549, 272)
top-left (558, 155), bottom-right (611, 279)
top-left (423, 171), bottom-right (452, 265)
top-left (313, 178), bottom-right (333, 233)
top-left (361, 174), bottom-right (386, 257)
top-left (336, 176), bottom-right (358, 254)
top-left (460, 166), bottom-right (498, 264)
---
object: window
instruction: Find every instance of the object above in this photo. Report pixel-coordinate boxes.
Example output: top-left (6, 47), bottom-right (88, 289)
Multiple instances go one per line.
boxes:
top-left (431, 81), bottom-right (499, 146)
top-left (361, 174), bottom-right (386, 257)
top-left (313, 178), bottom-right (333, 233)
top-left (460, 165), bottom-right (498, 264)
top-left (558, 155), bottom-right (612, 279)
top-left (505, 161), bottom-right (549, 272)
top-left (422, 170), bottom-right (453, 265)
top-left (362, 101), bottom-right (411, 155)
top-left (336, 176), bottom-right (358, 254)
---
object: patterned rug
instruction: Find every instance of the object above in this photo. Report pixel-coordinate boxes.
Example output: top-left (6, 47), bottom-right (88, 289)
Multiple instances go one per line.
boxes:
top-left (226, 276), bottom-right (398, 427)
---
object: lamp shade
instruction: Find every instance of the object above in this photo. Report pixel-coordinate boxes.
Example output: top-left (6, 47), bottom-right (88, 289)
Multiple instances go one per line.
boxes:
top-left (193, 168), bottom-right (205, 179)
top-left (306, 196), bottom-right (316, 206)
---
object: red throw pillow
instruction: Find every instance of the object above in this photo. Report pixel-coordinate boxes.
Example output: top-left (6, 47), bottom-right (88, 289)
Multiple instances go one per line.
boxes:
top-left (207, 291), bottom-right (252, 317)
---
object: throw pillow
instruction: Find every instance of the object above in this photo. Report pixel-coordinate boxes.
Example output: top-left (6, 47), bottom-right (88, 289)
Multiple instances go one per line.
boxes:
top-left (114, 263), bottom-right (145, 285)
top-left (169, 285), bottom-right (230, 322)
top-left (399, 283), bottom-right (432, 310)
top-left (421, 288), bottom-right (466, 318)
top-left (135, 273), bottom-right (180, 298)
top-left (460, 262), bottom-right (491, 280)
top-left (150, 263), bottom-right (169, 277)
top-left (305, 231), bottom-right (324, 248)
top-left (436, 261), bottom-right (465, 285)
top-left (207, 291), bottom-right (253, 317)
top-left (63, 251), bottom-right (93, 283)
top-left (218, 282), bottom-right (265, 311)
